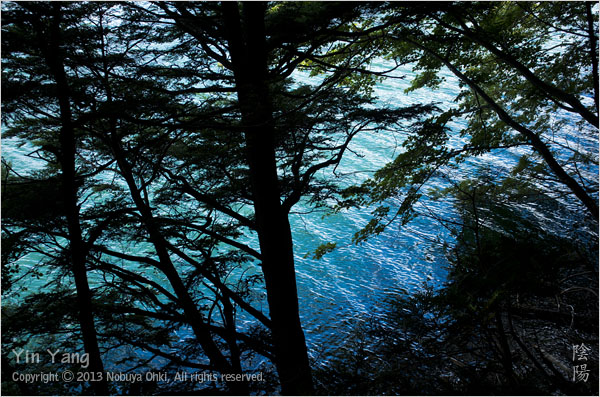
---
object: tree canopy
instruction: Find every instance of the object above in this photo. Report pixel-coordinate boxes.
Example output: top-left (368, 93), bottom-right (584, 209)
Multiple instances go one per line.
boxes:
top-left (1, 1), bottom-right (598, 395)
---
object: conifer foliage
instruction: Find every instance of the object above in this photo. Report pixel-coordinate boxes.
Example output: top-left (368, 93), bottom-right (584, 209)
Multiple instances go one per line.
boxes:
top-left (1, 1), bottom-right (597, 395)
top-left (2, 2), bottom-right (432, 394)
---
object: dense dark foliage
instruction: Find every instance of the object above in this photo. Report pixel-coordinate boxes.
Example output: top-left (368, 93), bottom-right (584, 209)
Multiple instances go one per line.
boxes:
top-left (316, 184), bottom-right (598, 395)
top-left (1, 1), bottom-right (598, 395)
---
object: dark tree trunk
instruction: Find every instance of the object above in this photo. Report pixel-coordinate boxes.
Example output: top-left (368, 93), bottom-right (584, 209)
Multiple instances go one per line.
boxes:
top-left (93, 15), bottom-right (247, 388)
top-left (494, 312), bottom-right (516, 385)
top-left (222, 3), bottom-right (313, 394)
top-left (37, 5), bottom-right (109, 394)
top-left (585, 2), bottom-right (599, 111)
top-left (106, 131), bottom-right (249, 395)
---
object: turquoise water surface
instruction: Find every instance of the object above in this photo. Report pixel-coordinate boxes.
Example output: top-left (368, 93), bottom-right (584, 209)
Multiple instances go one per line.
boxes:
top-left (2, 58), bottom-right (597, 371)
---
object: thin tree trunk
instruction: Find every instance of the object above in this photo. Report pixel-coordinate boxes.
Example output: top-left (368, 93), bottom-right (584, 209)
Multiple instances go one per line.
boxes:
top-left (95, 18), bottom-right (236, 379)
top-left (37, 5), bottom-right (109, 394)
top-left (105, 131), bottom-right (249, 394)
top-left (222, 3), bottom-right (313, 394)
top-left (494, 312), bottom-right (516, 385)
top-left (93, 17), bottom-right (247, 388)
top-left (585, 2), bottom-right (599, 111)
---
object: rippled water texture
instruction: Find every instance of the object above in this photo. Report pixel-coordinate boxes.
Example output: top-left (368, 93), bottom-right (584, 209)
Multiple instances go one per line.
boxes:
top-left (2, 58), bottom-right (597, 366)
top-left (291, 62), bottom-right (457, 357)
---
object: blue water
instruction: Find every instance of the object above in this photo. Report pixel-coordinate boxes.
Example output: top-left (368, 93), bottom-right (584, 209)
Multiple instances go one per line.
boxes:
top-left (2, 58), bottom-right (597, 373)
top-left (287, 60), bottom-right (598, 363)
top-left (289, 70), bottom-right (455, 362)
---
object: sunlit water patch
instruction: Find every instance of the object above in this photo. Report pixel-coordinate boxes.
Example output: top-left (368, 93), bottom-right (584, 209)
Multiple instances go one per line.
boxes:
top-left (2, 58), bottom-right (597, 373)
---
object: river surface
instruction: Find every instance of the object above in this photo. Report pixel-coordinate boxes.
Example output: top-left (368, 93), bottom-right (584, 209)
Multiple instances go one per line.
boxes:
top-left (288, 59), bottom-right (597, 363)
top-left (2, 59), bottom-right (597, 371)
